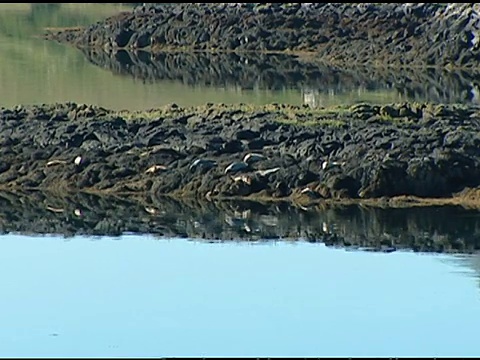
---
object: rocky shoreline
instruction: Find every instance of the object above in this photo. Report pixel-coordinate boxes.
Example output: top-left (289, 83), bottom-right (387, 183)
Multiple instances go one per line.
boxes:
top-left (2, 101), bottom-right (480, 206)
top-left (44, 3), bottom-right (480, 68)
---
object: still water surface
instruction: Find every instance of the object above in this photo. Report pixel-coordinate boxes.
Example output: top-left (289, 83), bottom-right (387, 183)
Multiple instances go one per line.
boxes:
top-left (0, 234), bottom-right (479, 357)
top-left (2, 4), bottom-right (480, 357)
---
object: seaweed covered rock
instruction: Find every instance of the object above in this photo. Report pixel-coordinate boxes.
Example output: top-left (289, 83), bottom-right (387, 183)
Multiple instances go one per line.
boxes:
top-left (2, 101), bottom-right (480, 203)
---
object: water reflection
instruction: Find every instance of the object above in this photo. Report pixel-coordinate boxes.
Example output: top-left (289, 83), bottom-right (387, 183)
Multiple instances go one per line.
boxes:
top-left (2, 190), bottom-right (480, 255)
top-left (1, 232), bottom-right (480, 357)
top-left (83, 49), bottom-right (480, 107)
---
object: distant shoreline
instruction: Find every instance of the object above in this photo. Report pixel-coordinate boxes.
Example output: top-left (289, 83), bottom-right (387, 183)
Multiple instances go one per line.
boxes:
top-left (44, 3), bottom-right (480, 69)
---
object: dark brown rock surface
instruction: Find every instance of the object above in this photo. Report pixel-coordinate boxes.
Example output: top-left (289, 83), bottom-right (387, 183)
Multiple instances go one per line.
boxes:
top-left (2, 101), bottom-right (480, 203)
top-left (44, 3), bottom-right (480, 68)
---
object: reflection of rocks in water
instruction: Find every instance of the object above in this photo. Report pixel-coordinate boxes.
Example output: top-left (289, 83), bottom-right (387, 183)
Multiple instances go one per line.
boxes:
top-left (2, 190), bottom-right (480, 254)
top-left (81, 49), bottom-right (480, 105)
top-left (450, 255), bottom-right (480, 287)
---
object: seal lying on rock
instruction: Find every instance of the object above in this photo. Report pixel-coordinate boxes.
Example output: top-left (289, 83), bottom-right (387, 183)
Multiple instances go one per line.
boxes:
top-left (225, 161), bottom-right (250, 174)
top-left (190, 159), bottom-right (217, 172)
top-left (243, 153), bottom-right (266, 165)
top-left (145, 164), bottom-right (168, 174)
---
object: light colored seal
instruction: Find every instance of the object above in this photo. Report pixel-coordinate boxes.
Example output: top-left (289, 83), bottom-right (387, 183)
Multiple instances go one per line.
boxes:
top-left (46, 159), bottom-right (67, 167)
top-left (74, 156), bottom-right (83, 166)
top-left (231, 174), bottom-right (252, 185)
top-left (145, 164), bottom-right (168, 174)
top-left (189, 159), bottom-right (217, 171)
top-left (243, 152), bottom-right (266, 165)
top-left (255, 167), bottom-right (280, 177)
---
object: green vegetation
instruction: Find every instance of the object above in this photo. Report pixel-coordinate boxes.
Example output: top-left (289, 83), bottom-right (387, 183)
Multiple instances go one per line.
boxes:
top-left (275, 117), bottom-right (346, 127)
top-left (115, 102), bottom-right (349, 127)
top-left (375, 113), bottom-right (415, 125)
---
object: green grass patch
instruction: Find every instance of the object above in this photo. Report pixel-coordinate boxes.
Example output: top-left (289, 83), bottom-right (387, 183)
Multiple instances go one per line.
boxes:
top-left (114, 102), bottom-right (350, 127)
top-left (276, 118), bottom-right (346, 127)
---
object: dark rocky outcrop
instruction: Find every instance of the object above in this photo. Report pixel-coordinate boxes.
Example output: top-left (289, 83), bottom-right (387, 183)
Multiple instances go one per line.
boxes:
top-left (44, 3), bottom-right (480, 68)
top-left (2, 101), bottom-right (480, 203)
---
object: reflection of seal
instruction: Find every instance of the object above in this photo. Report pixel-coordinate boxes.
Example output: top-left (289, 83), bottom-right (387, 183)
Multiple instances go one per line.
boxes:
top-left (300, 187), bottom-right (319, 199)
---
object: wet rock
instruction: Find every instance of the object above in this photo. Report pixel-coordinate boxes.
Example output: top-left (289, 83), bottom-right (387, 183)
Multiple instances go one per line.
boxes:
top-left (236, 129), bottom-right (259, 141)
top-left (222, 140), bottom-right (244, 154)
top-left (1, 101), bottom-right (480, 203)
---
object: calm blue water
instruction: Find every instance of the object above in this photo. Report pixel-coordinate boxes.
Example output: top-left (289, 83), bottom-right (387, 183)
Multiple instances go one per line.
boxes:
top-left (1, 3), bottom-right (480, 358)
top-left (0, 234), bottom-right (479, 357)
